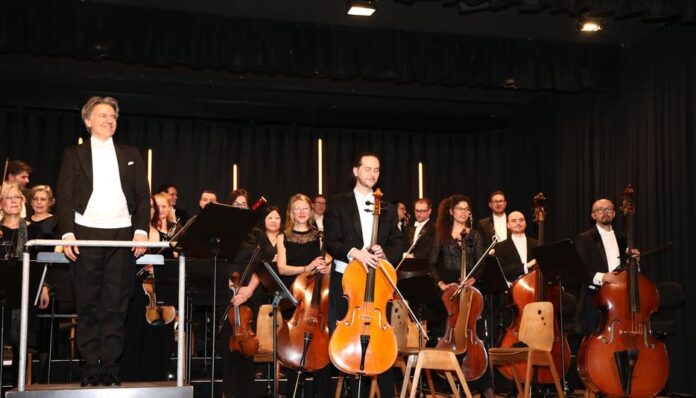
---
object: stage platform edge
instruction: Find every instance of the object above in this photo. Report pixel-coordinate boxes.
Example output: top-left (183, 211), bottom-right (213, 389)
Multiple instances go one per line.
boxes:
top-left (6, 381), bottom-right (193, 398)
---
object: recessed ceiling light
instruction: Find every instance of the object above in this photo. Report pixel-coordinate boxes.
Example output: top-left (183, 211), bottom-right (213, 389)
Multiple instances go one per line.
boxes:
top-left (347, 0), bottom-right (376, 16)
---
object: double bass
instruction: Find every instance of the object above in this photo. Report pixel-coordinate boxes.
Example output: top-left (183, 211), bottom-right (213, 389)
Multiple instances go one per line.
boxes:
top-left (577, 185), bottom-right (668, 397)
top-left (435, 225), bottom-right (487, 381)
top-left (329, 189), bottom-right (398, 383)
top-left (277, 230), bottom-right (331, 372)
top-left (498, 193), bottom-right (571, 383)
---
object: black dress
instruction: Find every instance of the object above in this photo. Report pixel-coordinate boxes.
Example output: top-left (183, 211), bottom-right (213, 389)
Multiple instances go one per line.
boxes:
top-left (281, 229), bottom-right (332, 398)
top-left (120, 226), bottom-right (178, 382)
top-left (222, 228), bottom-right (276, 398)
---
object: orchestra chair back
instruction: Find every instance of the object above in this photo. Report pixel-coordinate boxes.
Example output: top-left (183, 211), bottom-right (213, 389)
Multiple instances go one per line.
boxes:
top-left (489, 302), bottom-right (564, 398)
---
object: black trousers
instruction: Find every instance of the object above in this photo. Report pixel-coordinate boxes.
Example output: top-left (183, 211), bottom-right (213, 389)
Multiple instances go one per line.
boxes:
top-left (329, 268), bottom-right (396, 398)
top-left (73, 225), bottom-right (134, 376)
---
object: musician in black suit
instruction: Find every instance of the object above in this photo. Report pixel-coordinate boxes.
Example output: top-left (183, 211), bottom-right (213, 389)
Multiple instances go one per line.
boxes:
top-left (403, 197), bottom-right (435, 259)
top-left (494, 211), bottom-right (539, 283)
top-left (477, 190), bottom-right (509, 247)
top-left (573, 198), bottom-right (639, 336)
top-left (56, 96), bottom-right (150, 387)
top-left (324, 151), bottom-right (406, 397)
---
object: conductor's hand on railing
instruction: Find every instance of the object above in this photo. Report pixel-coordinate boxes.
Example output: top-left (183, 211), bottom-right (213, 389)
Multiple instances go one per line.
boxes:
top-left (63, 235), bottom-right (80, 261)
top-left (132, 234), bottom-right (148, 257)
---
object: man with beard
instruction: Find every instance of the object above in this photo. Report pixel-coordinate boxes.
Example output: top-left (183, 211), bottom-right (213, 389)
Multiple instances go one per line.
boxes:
top-left (574, 198), bottom-right (639, 335)
top-left (477, 190), bottom-right (509, 247)
top-left (324, 151), bottom-right (405, 397)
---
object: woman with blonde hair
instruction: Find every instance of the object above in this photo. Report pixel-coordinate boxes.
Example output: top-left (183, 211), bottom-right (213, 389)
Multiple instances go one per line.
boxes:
top-left (27, 185), bottom-right (58, 243)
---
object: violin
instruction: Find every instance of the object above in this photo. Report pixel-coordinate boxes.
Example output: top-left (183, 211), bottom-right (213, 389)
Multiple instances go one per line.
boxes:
top-left (435, 225), bottom-right (487, 381)
top-left (577, 185), bottom-right (669, 397)
top-left (498, 193), bottom-right (570, 383)
top-left (142, 275), bottom-right (176, 326)
top-left (277, 230), bottom-right (331, 372)
top-left (228, 272), bottom-right (260, 357)
top-left (329, 188), bottom-right (398, 377)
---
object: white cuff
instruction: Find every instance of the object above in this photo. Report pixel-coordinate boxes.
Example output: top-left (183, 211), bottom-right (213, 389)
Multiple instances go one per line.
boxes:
top-left (592, 272), bottom-right (604, 286)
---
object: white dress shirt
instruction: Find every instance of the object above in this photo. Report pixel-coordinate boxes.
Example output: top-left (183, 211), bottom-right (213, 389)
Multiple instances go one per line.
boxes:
top-left (314, 214), bottom-right (324, 231)
top-left (510, 234), bottom-right (530, 274)
top-left (493, 213), bottom-right (508, 241)
top-left (74, 137), bottom-right (132, 230)
top-left (592, 225), bottom-right (621, 286)
top-left (334, 189), bottom-right (374, 274)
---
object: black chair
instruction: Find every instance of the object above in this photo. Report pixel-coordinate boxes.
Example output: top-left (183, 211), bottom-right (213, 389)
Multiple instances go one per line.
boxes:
top-left (651, 281), bottom-right (685, 340)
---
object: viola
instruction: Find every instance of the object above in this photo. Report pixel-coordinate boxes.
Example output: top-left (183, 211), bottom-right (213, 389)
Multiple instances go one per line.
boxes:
top-left (277, 230), bottom-right (331, 372)
top-left (329, 188), bottom-right (398, 377)
top-left (142, 275), bottom-right (176, 326)
top-left (498, 193), bottom-right (570, 383)
top-left (228, 272), bottom-right (260, 357)
top-left (577, 185), bottom-right (668, 397)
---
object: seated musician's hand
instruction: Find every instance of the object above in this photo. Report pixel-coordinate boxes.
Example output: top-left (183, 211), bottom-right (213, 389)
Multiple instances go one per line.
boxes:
top-left (39, 286), bottom-right (50, 309)
top-left (527, 259), bottom-right (537, 270)
top-left (464, 277), bottom-right (476, 287)
top-left (405, 253), bottom-right (414, 259)
top-left (132, 234), bottom-right (148, 257)
top-left (352, 249), bottom-right (379, 272)
top-left (370, 245), bottom-right (386, 259)
top-left (308, 256), bottom-right (324, 272)
top-left (629, 248), bottom-right (640, 261)
top-left (232, 286), bottom-right (253, 306)
top-left (63, 234), bottom-right (79, 262)
top-left (319, 260), bottom-right (332, 274)
top-left (438, 281), bottom-right (458, 291)
top-left (488, 248), bottom-right (496, 256)
top-left (602, 273), bottom-right (620, 285)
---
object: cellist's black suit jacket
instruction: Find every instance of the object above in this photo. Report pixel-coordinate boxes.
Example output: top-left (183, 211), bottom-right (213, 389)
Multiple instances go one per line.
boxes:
top-left (405, 219), bottom-right (436, 260)
top-left (324, 191), bottom-right (405, 267)
top-left (494, 236), bottom-right (538, 283)
top-left (573, 226), bottom-right (627, 336)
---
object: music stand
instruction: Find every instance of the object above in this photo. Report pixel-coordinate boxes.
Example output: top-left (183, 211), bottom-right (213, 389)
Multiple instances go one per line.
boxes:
top-left (474, 255), bottom-right (510, 295)
top-left (531, 239), bottom-right (588, 394)
top-left (396, 268), bottom-right (447, 323)
top-left (255, 261), bottom-right (298, 398)
top-left (176, 203), bottom-right (261, 397)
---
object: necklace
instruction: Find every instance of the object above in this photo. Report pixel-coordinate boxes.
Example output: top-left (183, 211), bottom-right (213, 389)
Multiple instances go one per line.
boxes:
top-left (2, 226), bottom-right (18, 260)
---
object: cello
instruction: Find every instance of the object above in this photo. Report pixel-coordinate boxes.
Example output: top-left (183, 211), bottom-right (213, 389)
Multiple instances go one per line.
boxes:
top-left (277, 229), bottom-right (331, 372)
top-left (328, 189), bottom-right (398, 386)
top-left (577, 185), bottom-right (668, 397)
top-left (436, 225), bottom-right (487, 381)
top-left (497, 193), bottom-right (571, 383)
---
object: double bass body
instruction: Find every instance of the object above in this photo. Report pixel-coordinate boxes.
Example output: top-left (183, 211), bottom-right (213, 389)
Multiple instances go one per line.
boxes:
top-left (577, 269), bottom-right (668, 397)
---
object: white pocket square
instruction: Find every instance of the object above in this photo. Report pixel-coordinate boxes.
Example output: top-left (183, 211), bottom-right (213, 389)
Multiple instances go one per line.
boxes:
top-left (127, 161), bottom-right (135, 166)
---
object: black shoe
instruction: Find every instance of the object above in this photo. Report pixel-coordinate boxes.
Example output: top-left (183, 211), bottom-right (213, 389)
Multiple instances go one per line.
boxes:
top-left (80, 373), bottom-right (101, 387)
top-left (102, 373), bottom-right (121, 387)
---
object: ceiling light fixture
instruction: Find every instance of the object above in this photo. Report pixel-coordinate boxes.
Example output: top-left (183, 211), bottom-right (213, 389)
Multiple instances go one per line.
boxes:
top-left (347, 0), bottom-right (376, 16)
top-left (576, 15), bottom-right (603, 32)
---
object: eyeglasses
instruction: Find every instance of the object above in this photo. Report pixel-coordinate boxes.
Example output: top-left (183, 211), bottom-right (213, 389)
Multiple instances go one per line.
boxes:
top-left (490, 200), bottom-right (506, 204)
top-left (593, 207), bottom-right (615, 213)
top-left (2, 195), bottom-right (22, 202)
top-left (414, 209), bottom-right (430, 213)
top-left (453, 206), bottom-right (470, 212)
top-left (232, 202), bottom-right (247, 209)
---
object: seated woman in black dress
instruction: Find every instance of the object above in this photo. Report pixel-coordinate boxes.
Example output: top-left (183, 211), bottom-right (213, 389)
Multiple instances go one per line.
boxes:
top-left (26, 185), bottom-right (58, 242)
top-left (276, 193), bottom-right (333, 397)
top-left (223, 205), bottom-right (282, 398)
top-left (0, 183), bottom-right (49, 386)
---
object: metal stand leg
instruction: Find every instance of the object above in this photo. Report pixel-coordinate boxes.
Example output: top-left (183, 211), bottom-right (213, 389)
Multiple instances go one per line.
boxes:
top-left (47, 291), bottom-right (56, 383)
top-left (557, 279), bottom-right (569, 396)
top-left (272, 292), bottom-right (282, 398)
top-left (210, 253), bottom-right (219, 398)
top-left (1, 306), bottom-right (5, 395)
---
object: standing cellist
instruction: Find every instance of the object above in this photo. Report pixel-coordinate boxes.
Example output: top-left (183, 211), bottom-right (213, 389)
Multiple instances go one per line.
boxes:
top-left (574, 198), bottom-right (639, 336)
top-left (324, 151), bottom-right (405, 397)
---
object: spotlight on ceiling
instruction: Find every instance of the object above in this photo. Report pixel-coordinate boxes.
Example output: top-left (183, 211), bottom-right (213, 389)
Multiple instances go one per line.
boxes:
top-left (347, 0), bottom-right (376, 16)
top-left (576, 15), bottom-right (603, 32)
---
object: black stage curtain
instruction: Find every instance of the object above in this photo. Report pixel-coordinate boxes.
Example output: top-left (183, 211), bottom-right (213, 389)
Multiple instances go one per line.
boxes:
top-left (513, 24), bottom-right (696, 394)
top-left (0, 0), bottom-right (617, 92)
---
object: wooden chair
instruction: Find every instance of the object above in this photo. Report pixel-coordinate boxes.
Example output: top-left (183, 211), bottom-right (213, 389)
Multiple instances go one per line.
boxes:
top-left (254, 304), bottom-right (282, 388)
top-left (488, 302), bottom-right (564, 398)
top-left (399, 348), bottom-right (472, 398)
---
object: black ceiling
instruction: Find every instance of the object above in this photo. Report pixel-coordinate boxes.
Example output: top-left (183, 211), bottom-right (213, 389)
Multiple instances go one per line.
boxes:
top-left (97, 0), bottom-right (668, 44)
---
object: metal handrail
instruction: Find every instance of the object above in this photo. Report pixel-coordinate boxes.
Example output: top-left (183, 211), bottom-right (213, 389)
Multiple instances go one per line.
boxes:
top-left (17, 239), bottom-right (187, 391)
